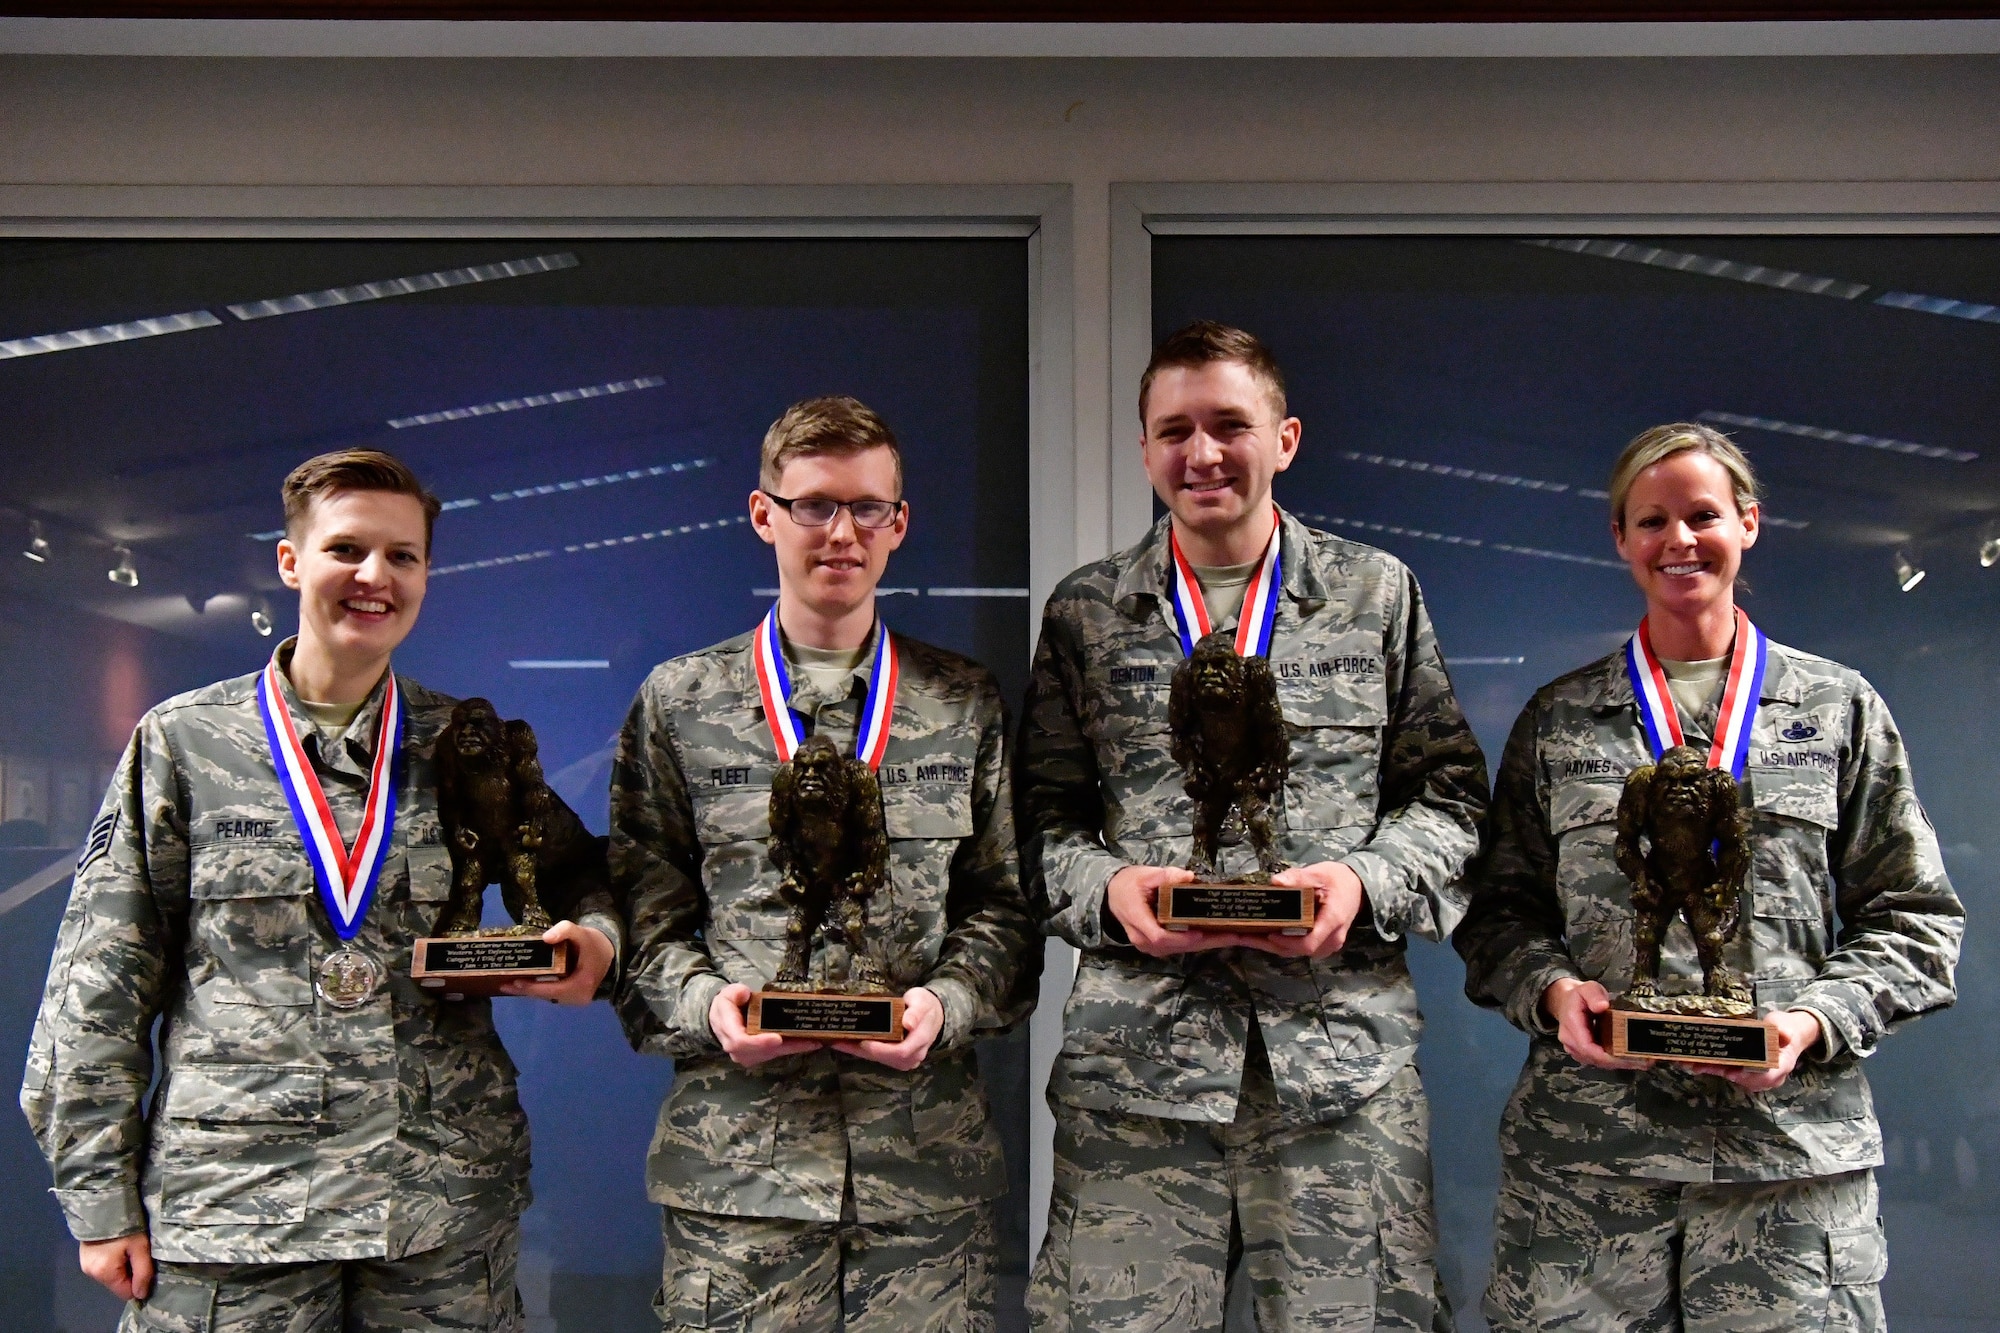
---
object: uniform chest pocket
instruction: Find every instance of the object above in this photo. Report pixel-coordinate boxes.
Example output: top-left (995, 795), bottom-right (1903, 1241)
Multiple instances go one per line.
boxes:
top-left (188, 843), bottom-right (315, 1008)
top-left (1548, 779), bottom-right (1632, 985)
top-left (1746, 765), bottom-right (1839, 922)
top-left (1280, 682), bottom-right (1387, 830)
top-left (692, 783), bottom-right (773, 846)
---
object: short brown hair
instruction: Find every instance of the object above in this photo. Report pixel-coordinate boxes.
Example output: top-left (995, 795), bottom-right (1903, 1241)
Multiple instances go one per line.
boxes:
top-left (759, 396), bottom-right (904, 496)
top-left (282, 449), bottom-right (443, 554)
top-left (1608, 422), bottom-right (1762, 530)
top-left (1138, 320), bottom-right (1288, 425)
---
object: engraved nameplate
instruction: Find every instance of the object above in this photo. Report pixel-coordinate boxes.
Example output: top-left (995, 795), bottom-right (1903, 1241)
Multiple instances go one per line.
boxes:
top-left (1157, 883), bottom-right (1314, 935)
top-left (1603, 1007), bottom-right (1778, 1069)
top-left (748, 992), bottom-right (906, 1042)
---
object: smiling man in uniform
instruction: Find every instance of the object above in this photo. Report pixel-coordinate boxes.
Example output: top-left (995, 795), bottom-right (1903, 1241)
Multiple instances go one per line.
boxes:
top-left (1018, 322), bottom-right (1488, 1331)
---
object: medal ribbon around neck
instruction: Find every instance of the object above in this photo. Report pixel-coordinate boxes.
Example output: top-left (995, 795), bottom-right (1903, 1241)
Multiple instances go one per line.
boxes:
top-left (1166, 506), bottom-right (1283, 658)
top-left (752, 604), bottom-right (900, 770)
top-left (1624, 606), bottom-right (1768, 780)
top-left (258, 660), bottom-right (403, 941)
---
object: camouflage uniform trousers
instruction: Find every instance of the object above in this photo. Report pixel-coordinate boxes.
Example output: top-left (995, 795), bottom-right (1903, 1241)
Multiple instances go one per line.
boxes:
top-left (655, 1199), bottom-right (998, 1332)
top-left (1029, 1049), bottom-right (1451, 1333)
top-left (119, 1216), bottom-right (522, 1333)
top-left (1485, 1153), bottom-right (1887, 1333)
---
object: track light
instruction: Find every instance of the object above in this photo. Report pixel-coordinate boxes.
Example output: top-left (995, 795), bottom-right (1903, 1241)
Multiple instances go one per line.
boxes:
top-left (1893, 550), bottom-right (1925, 593)
top-left (1980, 523), bottom-right (2000, 569)
top-left (251, 597), bottom-right (274, 637)
top-left (23, 520), bottom-right (49, 562)
top-left (107, 546), bottom-right (138, 588)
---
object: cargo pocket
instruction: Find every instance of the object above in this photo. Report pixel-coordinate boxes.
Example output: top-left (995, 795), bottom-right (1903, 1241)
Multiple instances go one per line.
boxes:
top-left (157, 1064), bottom-right (322, 1225)
top-left (1824, 1219), bottom-right (1889, 1333)
top-left (1282, 1229), bottom-right (1378, 1333)
top-left (657, 1269), bottom-right (710, 1329)
top-left (126, 1271), bottom-right (217, 1333)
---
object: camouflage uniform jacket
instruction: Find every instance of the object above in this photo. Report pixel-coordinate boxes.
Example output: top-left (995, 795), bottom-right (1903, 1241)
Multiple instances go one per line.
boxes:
top-left (1455, 640), bottom-right (1964, 1182)
top-left (611, 624), bottom-right (1037, 1224)
top-left (20, 642), bottom-right (624, 1264)
top-left (1018, 510), bottom-right (1489, 1126)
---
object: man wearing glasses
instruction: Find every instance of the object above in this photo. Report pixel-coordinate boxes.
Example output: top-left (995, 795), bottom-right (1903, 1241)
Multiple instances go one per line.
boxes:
top-left (611, 396), bottom-right (1039, 1330)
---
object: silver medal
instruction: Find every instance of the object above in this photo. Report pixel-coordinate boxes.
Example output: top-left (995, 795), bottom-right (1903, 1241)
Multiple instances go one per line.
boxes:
top-left (316, 946), bottom-right (383, 1010)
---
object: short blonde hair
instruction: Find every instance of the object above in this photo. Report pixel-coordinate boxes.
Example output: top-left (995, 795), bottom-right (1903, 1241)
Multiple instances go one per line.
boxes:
top-left (1608, 422), bottom-right (1761, 530)
top-left (759, 396), bottom-right (903, 496)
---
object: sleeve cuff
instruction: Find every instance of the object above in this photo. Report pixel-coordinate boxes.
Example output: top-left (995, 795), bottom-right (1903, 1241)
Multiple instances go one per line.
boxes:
top-left (1789, 1004), bottom-right (1847, 1061)
top-left (676, 973), bottom-right (731, 1051)
top-left (55, 1186), bottom-right (147, 1243)
top-left (577, 911), bottom-right (623, 999)
top-left (1509, 959), bottom-right (1584, 1037)
top-left (1791, 979), bottom-right (1875, 1059)
top-left (1060, 851), bottom-right (1127, 951)
top-left (1341, 851), bottom-right (1405, 941)
top-left (923, 976), bottom-right (979, 1052)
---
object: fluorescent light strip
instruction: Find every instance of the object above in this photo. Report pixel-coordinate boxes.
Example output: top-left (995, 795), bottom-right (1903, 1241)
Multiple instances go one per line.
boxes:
top-left (1874, 290), bottom-right (2000, 324)
top-left (246, 453), bottom-right (711, 537)
top-left (431, 549), bottom-right (555, 577)
top-left (1339, 449), bottom-right (1573, 493)
top-left (388, 375), bottom-right (666, 430)
top-left (226, 253), bottom-right (579, 321)
top-left (509, 660), bottom-right (610, 669)
top-left (1299, 510), bottom-right (1627, 570)
top-left (1700, 410), bottom-right (1977, 463)
top-left (1447, 656), bottom-right (1527, 666)
top-left (924, 587), bottom-right (1032, 597)
top-left (0, 309), bottom-right (221, 360)
top-left (564, 514), bottom-right (748, 556)
top-left (1523, 239), bottom-right (1869, 300)
top-left (490, 457), bottom-right (713, 501)
top-left (751, 586), bottom-right (921, 597)
top-left (1340, 448), bottom-right (1808, 529)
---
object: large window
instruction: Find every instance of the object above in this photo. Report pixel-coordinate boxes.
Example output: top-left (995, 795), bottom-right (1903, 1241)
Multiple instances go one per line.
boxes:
top-left (1156, 233), bottom-right (2000, 1331)
top-left (0, 236), bottom-right (1032, 1330)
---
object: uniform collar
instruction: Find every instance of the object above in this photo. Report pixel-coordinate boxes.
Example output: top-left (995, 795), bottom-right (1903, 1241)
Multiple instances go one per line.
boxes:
top-left (1113, 505), bottom-right (1327, 618)
top-left (270, 636), bottom-right (395, 774)
top-left (731, 617), bottom-right (882, 718)
top-left (1594, 629), bottom-right (1806, 710)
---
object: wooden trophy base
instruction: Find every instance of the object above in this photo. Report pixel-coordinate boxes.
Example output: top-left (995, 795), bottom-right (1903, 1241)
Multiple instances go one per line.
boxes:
top-left (1157, 882), bottom-right (1315, 936)
top-left (1596, 1003), bottom-right (1779, 1069)
top-left (412, 935), bottom-right (571, 1000)
top-left (748, 991), bottom-right (906, 1042)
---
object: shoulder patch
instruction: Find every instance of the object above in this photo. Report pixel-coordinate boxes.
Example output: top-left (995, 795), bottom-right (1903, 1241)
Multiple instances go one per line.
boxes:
top-left (77, 809), bottom-right (117, 873)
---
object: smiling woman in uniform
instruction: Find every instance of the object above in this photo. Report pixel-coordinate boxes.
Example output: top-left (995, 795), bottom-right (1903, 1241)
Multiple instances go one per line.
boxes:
top-left (1454, 421), bottom-right (1965, 1333)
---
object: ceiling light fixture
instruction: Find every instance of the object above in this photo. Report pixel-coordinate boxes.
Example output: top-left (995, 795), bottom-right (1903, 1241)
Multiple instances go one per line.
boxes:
top-left (23, 520), bottom-right (49, 562)
top-left (1893, 551), bottom-right (1925, 593)
top-left (107, 546), bottom-right (138, 588)
top-left (251, 597), bottom-right (274, 637)
top-left (1979, 524), bottom-right (2000, 569)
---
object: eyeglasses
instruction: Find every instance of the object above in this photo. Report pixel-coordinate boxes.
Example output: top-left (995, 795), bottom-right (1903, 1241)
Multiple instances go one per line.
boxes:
top-left (762, 492), bottom-right (904, 529)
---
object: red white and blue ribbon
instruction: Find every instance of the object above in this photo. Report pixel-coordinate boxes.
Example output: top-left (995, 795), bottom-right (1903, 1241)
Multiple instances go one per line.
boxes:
top-left (257, 659), bottom-right (403, 941)
top-left (752, 604), bottom-right (899, 770)
top-left (1166, 506), bottom-right (1282, 659)
top-left (1624, 607), bottom-right (1768, 780)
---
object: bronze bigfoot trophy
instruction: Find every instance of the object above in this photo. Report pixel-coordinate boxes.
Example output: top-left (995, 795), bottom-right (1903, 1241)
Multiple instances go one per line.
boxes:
top-left (1599, 745), bottom-right (1778, 1067)
top-left (1155, 630), bottom-right (1314, 936)
top-left (747, 734), bottom-right (906, 1042)
top-left (412, 699), bottom-right (606, 998)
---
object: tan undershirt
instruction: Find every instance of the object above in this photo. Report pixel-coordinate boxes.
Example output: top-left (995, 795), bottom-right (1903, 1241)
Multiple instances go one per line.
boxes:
top-left (788, 639), bottom-right (871, 701)
top-left (298, 696), bottom-right (365, 746)
top-left (1191, 558), bottom-right (1262, 629)
top-left (1658, 654), bottom-right (1728, 731)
